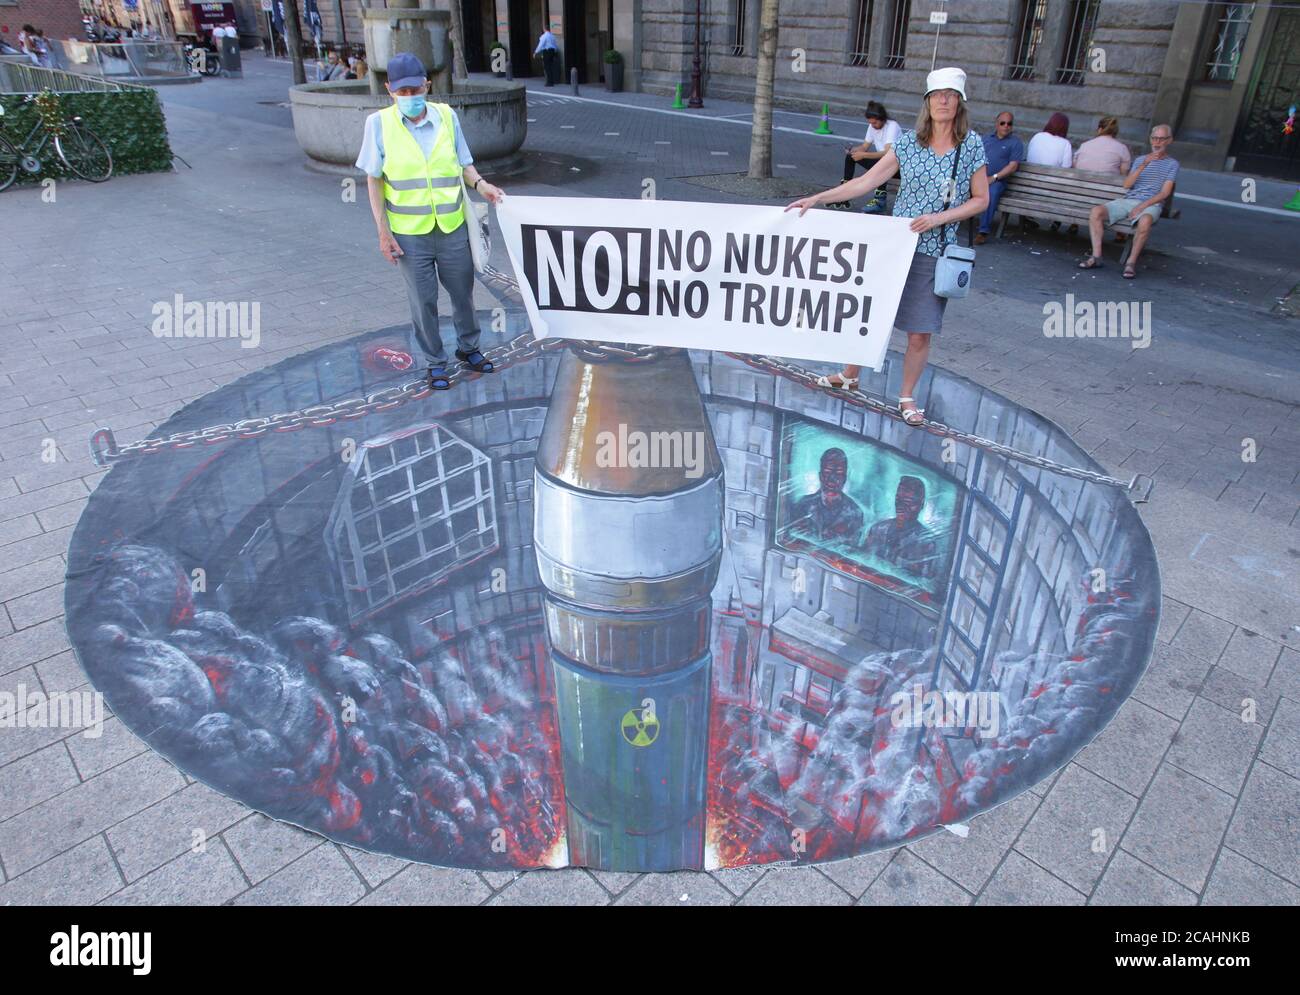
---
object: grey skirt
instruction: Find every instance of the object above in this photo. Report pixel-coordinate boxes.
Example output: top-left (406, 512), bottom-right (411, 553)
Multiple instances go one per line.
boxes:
top-left (893, 253), bottom-right (947, 335)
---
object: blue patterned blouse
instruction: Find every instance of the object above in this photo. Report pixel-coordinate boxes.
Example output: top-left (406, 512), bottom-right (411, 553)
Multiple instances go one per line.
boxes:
top-left (891, 129), bottom-right (988, 257)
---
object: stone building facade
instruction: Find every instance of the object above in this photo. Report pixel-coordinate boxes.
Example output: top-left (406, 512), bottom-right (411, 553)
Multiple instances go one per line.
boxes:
top-left (492, 0), bottom-right (1289, 177)
top-left (629, 0), bottom-right (1295, 177)
top-left (77, 0), bottom-right (1294, 177)
top-left (302, 1), bottom-right (1294, 177)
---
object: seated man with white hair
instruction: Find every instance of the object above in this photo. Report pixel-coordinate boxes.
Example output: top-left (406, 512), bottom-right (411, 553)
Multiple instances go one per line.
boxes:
top-left (1079, 124), bottom-right (1179, 279)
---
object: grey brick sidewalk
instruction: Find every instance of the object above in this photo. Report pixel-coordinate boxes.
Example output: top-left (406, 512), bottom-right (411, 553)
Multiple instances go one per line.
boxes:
top-left (0, 54), bottom-right (1296, 905)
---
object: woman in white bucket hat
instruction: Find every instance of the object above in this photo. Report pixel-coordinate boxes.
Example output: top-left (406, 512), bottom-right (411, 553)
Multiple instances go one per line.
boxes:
top-left (786, 67), bottom-right (989, 427)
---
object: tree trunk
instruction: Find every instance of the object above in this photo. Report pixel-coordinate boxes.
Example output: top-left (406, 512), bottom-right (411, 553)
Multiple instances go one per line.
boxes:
top-left (747, 0), bottom-right (780, 179)
top-left (448, 0), bottom-right (470, 81)
top-left (283, 0), bottom-right (307, 85)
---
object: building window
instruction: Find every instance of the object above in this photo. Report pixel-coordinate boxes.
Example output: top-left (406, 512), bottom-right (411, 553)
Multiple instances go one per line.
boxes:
top-left (1203, 3), bottom-right (1254, 82)
top-left (849, 0), bottom-right (874, 67)
top-left (1054, 0), bottom-right (1101, 86)
top-left (1007, 0), bottom-right (1048, 81)
top-left (327, 423), bottom-right (498, 624)
top-left (731, 0), bottom-right (748, 56)
top-left (884, 0), bottom-right (911, 69)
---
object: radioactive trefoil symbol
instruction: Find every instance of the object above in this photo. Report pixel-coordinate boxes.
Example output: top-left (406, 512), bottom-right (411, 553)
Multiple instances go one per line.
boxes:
top-left (620, 705), bottom-right (660, 747)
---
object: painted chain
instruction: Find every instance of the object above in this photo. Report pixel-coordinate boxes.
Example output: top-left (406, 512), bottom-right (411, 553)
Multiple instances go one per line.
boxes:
top-left (88, 261), bottom-right (1151, 502)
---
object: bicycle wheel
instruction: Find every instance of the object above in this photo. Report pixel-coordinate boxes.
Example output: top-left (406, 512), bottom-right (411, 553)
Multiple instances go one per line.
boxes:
top-left (55, 123), bottom-right (113, 182)
top-left (0, 134), bottom-right (19, 193)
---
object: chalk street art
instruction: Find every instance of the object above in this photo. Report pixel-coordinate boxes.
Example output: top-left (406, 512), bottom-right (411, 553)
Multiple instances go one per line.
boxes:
top-left (66, 323), bottom-right (1159, 872)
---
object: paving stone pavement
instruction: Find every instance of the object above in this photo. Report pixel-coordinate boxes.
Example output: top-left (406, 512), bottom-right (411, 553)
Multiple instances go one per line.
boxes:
top-left (0, 55), bottom-right (1296, 905)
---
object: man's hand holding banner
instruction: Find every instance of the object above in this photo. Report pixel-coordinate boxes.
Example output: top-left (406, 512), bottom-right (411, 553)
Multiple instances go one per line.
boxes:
top-left (496, 196), bottom-right (920, 371)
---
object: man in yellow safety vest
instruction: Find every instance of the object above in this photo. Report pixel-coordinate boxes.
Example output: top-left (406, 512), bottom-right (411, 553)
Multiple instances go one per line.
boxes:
top-left (356, 52), bottom-right (505, 390)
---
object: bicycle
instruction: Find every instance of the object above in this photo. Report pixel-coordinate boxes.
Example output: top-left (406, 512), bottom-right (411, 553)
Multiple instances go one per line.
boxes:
top-left (0, 93), bottom-right (114, 192)
top-left (181, 38), bottom-right (222, 77)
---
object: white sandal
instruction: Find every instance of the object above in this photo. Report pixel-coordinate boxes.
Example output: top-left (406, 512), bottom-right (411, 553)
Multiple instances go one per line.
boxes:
top-left (898, 396), bottom-right (925, 427)
top-left (816, 373), bottom-right (859, 390)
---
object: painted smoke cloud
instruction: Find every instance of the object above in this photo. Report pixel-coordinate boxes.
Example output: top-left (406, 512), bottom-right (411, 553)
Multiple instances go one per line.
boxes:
top-left (77, 545), bottom-right (561, 867)
top-left (711, 578), bottom-right (1152, 864)
top-left (77, 545), bottom-right (1149, 869)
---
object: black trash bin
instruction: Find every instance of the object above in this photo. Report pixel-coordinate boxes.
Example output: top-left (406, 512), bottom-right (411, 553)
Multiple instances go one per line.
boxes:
top-left (220, 36), bottom-right (242, 77)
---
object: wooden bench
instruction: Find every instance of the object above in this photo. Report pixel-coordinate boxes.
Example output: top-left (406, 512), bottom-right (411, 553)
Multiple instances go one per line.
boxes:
top-left (882, 163), bottom-right (1179, 262)
top-left (992, 162), bottom-right (1179, 264)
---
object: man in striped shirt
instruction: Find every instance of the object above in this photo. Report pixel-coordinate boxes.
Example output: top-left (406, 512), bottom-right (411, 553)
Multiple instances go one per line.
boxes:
top-left (1080, 124), bottom-right (1179, 278)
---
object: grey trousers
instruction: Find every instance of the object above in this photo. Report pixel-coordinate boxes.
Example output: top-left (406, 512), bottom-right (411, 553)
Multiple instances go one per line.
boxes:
top-left (393, 224), bottom-right (481, 367)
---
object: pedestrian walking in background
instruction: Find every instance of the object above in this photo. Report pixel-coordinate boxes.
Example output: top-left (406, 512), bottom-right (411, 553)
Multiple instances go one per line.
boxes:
top-left (976, 111), bottom-right (1024, 243)
top-left (535, 28), bottom-right (560, 86)
top-left (18, 24), bottom-right (39, 66)
top-left (829, 101), bottom-right (900, 213)
top-left (356, 53), bottom-right (506, 392)
top-left (32, 29), bottom-right (51, 68)
top-left (785, 67), bottom-right (989, 427)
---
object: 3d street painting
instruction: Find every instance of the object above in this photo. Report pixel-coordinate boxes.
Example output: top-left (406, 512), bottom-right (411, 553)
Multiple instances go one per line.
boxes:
top-left (66, 320), bottom-right (1160, 872)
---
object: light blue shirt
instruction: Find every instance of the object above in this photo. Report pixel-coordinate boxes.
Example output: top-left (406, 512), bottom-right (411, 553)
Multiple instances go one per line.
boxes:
top-left (535, 30), bottom-right (559, 54)
top-left (355, 105), bottom-right (474, 178)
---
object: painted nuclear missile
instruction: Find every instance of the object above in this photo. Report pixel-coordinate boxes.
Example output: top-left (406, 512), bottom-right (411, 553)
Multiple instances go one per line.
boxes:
top-left (533, 347), bottom-right (724, 871)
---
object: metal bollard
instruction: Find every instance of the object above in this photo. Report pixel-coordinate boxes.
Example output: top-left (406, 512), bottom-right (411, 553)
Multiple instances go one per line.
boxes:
top-left (570, 67), bottom-right (579, 95)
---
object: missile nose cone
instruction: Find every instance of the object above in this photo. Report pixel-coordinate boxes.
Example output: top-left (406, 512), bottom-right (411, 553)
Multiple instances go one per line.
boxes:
top-left (533, 348), bottom-right (725, 613)
top-left (536, 349), bottom-right (723, 495)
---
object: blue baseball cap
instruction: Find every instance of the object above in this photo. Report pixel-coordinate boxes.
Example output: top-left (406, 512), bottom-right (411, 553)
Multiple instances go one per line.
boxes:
top-left (387, 52), bottom-right (427, 90)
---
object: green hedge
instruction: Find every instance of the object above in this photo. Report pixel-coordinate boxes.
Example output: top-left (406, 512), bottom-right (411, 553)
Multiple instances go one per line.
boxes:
top-left (0, 88), bottom-right (173, 184)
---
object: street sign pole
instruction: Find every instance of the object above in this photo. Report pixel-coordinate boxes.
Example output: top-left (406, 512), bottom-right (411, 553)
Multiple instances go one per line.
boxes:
top-left (260, 0), bottom-right (274, 56)
top-left (930, 3), bottom-right (948, 71)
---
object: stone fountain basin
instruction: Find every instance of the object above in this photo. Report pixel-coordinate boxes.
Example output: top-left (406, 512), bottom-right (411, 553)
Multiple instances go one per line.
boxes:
top-left (289, 78), bottom-right (528, 172)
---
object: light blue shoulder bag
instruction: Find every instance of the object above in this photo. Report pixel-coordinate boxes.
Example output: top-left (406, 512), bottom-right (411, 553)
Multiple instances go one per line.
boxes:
top-left (933, 142), bottom-right (976, 299)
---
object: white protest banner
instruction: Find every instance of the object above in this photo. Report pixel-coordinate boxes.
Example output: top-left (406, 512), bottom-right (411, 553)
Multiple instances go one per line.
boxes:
top-left (495, 196), bottom-right (920, 371)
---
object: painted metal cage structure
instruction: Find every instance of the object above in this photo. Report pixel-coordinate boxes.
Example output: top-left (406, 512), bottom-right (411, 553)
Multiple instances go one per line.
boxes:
top-left (327, 422), bottom-right (498, 624)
